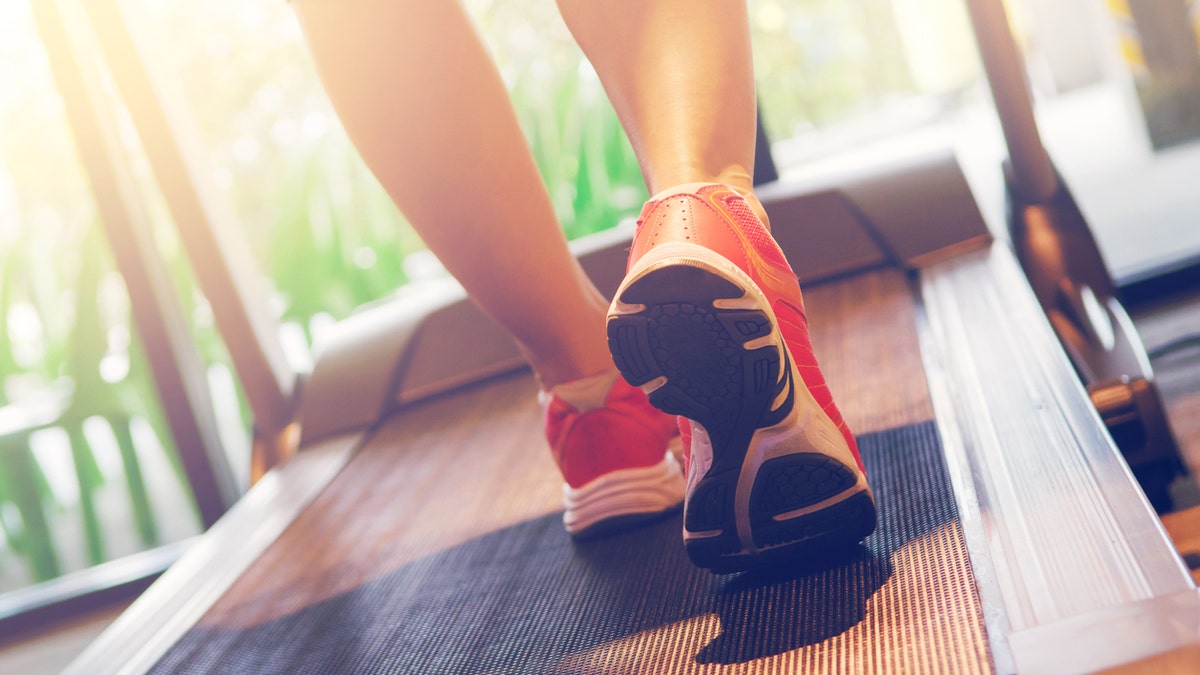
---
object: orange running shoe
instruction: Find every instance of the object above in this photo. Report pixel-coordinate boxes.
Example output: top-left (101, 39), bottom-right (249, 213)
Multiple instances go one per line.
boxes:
top-left (606, 183), bottom-right (875, 571)
top-left (542, 371), bottom-right (685, 539)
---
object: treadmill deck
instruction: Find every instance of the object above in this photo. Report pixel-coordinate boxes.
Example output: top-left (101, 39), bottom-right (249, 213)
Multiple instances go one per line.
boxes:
top-left (149, 268), bottom-right (993, 673)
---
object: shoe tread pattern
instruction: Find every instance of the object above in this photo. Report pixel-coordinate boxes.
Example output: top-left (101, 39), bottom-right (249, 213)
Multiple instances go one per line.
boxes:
top-left (750, 453), bottom-right (858, 517)
top-left (610, 266), bottom-right (780, 470)
top-left (610, 263), bottom-right (876, 572)
top-left (684, 475), bottom-right (733, 532)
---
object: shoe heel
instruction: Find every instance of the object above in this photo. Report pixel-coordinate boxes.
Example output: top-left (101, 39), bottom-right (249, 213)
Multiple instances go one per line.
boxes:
top-left (684, 534), bottom-right (747, 574)
top-left (750, 491), bottom-right (877, 558)
top-left (607, 263), bottom-right (781, 460)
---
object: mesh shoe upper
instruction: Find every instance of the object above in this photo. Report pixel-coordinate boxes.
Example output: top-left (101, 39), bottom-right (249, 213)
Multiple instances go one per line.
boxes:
top-left (543, 375), bottom-right (680, 490)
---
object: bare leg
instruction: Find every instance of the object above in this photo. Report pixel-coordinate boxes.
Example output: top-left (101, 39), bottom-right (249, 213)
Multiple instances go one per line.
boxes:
top-left (555, 0), bottom-right (769, 225)
top-left (292, 0), bottom-right (612, 387)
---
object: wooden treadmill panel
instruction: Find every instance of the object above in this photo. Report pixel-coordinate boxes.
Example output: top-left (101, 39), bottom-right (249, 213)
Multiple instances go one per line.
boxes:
top-left (154, 267), bottom-right (989, 673)
top-left (803, 267), bottom-right (933, 436)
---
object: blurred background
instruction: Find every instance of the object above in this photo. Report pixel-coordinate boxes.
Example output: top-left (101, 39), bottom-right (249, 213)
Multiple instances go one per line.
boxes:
top-left (2, 0), bottom-right (1199, 601)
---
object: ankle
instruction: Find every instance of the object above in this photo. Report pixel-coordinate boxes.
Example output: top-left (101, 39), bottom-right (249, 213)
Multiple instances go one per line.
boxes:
top-left (514, 285), bottom-right (613, 389)
top-left (525, 337), bottom-right (616, 390)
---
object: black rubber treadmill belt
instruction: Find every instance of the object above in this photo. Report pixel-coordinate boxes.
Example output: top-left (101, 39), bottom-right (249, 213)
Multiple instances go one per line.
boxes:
top-left (151, 421), bottom-right (991, 674)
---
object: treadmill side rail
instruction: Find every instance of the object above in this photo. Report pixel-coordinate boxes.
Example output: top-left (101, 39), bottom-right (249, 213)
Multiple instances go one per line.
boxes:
top-left (918, 243), bottom-right (1198, 674)
top-left (62, 432), bottom-right (361, 675)
top-left (1007, 589), bottom-right (1200, 675)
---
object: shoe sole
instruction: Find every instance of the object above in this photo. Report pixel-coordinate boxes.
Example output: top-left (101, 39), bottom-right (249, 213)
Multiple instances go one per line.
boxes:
top-left (607, 242), bottom-right (876, 572)
top-left (564, 449), bottom-right (685, 540)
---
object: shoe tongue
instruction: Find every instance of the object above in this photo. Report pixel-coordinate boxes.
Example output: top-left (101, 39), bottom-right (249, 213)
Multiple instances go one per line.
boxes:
top-left (549, 370), bottom-right (620, 413)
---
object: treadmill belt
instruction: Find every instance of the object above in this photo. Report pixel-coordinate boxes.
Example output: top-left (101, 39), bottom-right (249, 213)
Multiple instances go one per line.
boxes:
top-left (151, 421), bottom-right (991, 674)
top-left (130, 269), bottom-right (989, 673)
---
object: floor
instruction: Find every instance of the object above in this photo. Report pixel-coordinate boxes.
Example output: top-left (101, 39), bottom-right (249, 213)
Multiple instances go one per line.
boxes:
top-left (1131, 285), bottom-right (1200, 584)
top-left (0, 601), bottom-right (128, 675)
top-left (1131, 288), bottom-right (1200, 491)
top-left (1034, 84), bottom-right (1200, 283)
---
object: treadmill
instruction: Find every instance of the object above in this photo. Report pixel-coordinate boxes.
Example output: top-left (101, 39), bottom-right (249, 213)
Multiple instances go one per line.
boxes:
top-left (32, 0), bottom-right (1200, 672)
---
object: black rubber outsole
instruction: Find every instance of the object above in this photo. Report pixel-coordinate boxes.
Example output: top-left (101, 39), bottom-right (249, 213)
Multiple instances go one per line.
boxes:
top-left (686, 492), bottom-right (877, 574)
top-left (608, 263), bottom-right (876, 573)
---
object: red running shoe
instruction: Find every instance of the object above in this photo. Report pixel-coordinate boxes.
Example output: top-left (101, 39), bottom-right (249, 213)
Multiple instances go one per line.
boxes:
top-left (543, 371), bottom-right (685, 539)
top-left (606, 183), bottom-right (875, 572)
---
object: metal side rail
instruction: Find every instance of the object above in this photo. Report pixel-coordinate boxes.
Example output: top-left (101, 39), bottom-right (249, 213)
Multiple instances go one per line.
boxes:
top-left (916, 243), bottom-right (1200, 674)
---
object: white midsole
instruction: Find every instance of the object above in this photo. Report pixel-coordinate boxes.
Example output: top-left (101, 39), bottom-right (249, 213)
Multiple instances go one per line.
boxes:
top-left (562, 445), bottom-right (685, 535)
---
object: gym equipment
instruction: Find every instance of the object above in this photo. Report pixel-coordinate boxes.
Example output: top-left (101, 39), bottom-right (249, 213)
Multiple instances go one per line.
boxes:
top-left (964, 0), bottom-right (1185, 513)
top-left (22, 0), bottom-right (1199, 671)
